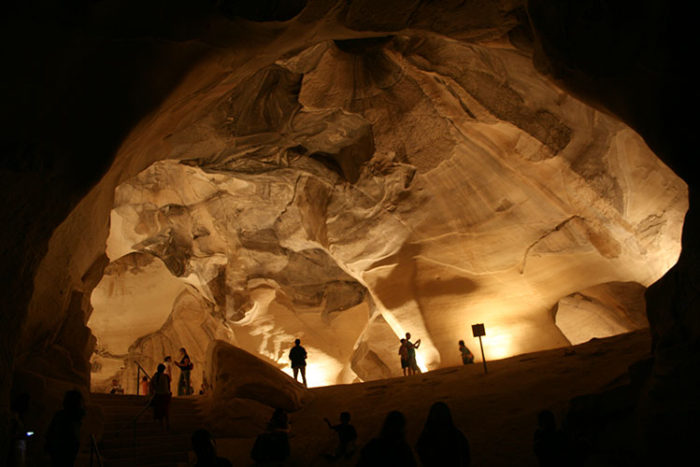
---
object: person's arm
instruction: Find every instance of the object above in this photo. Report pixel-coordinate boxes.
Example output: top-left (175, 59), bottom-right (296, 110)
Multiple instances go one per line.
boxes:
top-left (324, 417), bottom-right (332, 428)
top-left (415, 339), bottom-right (421, 348)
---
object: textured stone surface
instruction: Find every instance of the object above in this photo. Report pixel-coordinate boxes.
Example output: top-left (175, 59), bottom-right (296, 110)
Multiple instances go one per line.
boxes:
top-left (554, 282), bottom-right (647, 345)
top-left (87, 33), bottom-right (685, 388)
top-left (208, 340), bottom-right (310, 411)
top-left (1, 3), bottom-right (696, 462)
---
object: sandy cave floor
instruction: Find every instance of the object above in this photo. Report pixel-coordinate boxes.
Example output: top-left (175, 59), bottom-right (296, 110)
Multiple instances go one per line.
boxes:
top-left (210, 331), bottom-right (651, 467)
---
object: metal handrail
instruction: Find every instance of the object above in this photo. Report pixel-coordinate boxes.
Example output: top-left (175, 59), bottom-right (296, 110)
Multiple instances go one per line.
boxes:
top-left (134, 361), bottom-right (151, 380)
top-left (135, 361), bottom-right (150, 396)
top-left (89, 434), bottom-right (104, 467)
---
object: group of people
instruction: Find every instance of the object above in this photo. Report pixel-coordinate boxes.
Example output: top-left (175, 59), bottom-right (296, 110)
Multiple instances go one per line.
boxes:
top-left (398, 332), bottom-right (422, 375)
top-left (149, 347), bottom-right (195, 431)
top-left (289, 334), bottom-right (476, 388)
top-left (358, 403), bottom-right (471, 467)
top-left (398, 333), bottom-right (475, 377)
top-left (242, 403), bottom-right (570, 466)
top-left (17, 385), bottom-right (567, 467)
top-left (246, 402), bottom-right (471, 466)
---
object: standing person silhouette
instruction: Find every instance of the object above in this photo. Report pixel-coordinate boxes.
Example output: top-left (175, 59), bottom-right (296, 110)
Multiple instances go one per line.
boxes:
top-left (416, 401), bottom-right (471, 466)
top-left (324, 411), bottom-right (357, 460)
top-left (8, 393), bottom-right (30, 467)
top-left (289, 338), bottom-right (308, 387)
top-left (357, 410), bottom-right (417, 467)
top-left (533, 410), bottom-right (567, 467)
top-left (251, 408), bottom-right (291, 465)
top-left (405, 333), bottom-right (421, 375)
top-left (163, 356), bottom-right (173, 390)
top-left (45, 390), bottom-right (85, 467)
top-left (174, 348), bottom-right (193, 396)
top-left (150, 363), bottom-right (171, 431)
top-left (398, 339), bottom-right (409, 376)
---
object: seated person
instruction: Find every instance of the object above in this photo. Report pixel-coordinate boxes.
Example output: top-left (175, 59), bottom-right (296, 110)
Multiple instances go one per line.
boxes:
top-left (458, 340), bottom-right (474, 364)
top-left (192, 429), bottom-right (232, 467)
top-left (109, 379), bottom-right (124, 394)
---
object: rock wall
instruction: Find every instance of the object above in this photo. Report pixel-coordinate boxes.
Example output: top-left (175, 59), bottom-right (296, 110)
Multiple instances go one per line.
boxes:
top-left (0, 1), bottom-right (696, 464)
top-left (87, 32), bottom-right (684, 388)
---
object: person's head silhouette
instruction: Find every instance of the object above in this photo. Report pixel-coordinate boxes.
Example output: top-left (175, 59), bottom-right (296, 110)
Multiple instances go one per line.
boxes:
top-left (424, 401), bottom-right (455, 431)
top-left (192, 429), bottom-right (217, 462)
top-left (295, 338), bottom-right (301, 346)
top-left (62, 390), bottom-right (85, 419)
top-left (380, 410), bottom-right (407, 441)
top-left (269, 408), bottom-right (289, 431)
top-left (537, 410), bottom-right (556, 431)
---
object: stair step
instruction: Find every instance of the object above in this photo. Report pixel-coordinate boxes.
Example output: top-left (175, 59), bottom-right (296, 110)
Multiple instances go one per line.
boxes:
top-left (90, 393), bottom-right (203, 466)
top-left (101, 450), bottom-right (189, 465)
top-left (102, 426), bottom-right (202, 439)
top-left (101, 443), bottom-right (191, 459)
top-left (102, 432), bottom-right (191, 446)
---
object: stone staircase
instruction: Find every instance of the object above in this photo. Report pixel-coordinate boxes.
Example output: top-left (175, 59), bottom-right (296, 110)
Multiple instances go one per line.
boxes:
top-left (89, 393), bottom-right (204, 467)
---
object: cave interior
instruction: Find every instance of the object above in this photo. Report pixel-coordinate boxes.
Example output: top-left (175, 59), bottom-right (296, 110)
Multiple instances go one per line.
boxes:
top-left (1, 1), bottom-right (698, 466)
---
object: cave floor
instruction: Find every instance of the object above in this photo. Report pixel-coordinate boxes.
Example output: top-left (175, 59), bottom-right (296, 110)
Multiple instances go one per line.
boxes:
top-left (216, 330), bottom-right (651, 467)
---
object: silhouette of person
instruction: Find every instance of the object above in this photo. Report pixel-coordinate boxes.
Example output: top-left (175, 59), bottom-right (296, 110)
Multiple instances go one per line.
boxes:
top-left (8, 392), bottom-right (30, 467)
top-left (416, 402), bottom-right (471, 466)
top-left (357, 410), bottom-right (417, 467)
top-left (405, 333), bottom-right (421, 375)
top-left (289, 338), bottom-right (308, 387)
top-left (251, 408), bottom-right (291, 465)
top-left (324, 411), bottom-right (357, 460)
top-left (533, 410), bottom-right (567, 467)
top-left (458, 340), bottom-right (474, 365)
top-left (109, 378), bottom-right (124, 394)
top-left (398, 338), bottom-right (409, 376)
top-left (191, 428), bottom-right (233, 467)
top-left (45, 389), bottom-right (85, 467)
top-left (140, 376), bottom-right (150, 396)
top-left (150, 363), bottom-right (171, 431)
top-left (163, 356), bottom-right (173, 388)
top-left (174, 347), bottom-right (193, 396)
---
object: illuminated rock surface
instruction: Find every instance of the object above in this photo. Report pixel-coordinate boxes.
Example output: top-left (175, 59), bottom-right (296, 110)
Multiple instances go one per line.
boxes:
top-left (86, 34), bottom-right (685, 388)
top-left (2, 2), bottom-right (697, 466)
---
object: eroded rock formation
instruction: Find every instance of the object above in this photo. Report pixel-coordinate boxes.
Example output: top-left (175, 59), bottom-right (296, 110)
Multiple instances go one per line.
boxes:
top-left (2, 1), bottom-right (697, 464)
top-left (87, 34), bottom-right (685, 388)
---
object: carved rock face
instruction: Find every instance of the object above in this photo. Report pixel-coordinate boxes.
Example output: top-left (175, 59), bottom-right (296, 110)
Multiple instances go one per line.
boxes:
top-left (88, 34), bottom-right (686, 388)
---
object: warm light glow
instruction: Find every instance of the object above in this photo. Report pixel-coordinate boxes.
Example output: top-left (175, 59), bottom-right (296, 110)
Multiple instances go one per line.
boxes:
top-left (414, 353), bottom-right (429, 373)
top-left (278, 350), bottom-right (341, 388)
top-left (477, 325), bottom-right (514, 361)
top-left (379, 309), bottom-right (431, 372)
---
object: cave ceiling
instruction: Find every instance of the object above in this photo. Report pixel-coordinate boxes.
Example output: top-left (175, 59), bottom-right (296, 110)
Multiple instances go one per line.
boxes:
top-left (82, 25), bottom-right (686, 388)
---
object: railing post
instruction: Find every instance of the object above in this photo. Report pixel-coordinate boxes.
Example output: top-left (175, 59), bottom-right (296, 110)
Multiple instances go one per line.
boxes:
top-left (136, 364), bottom-right (141, 395)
